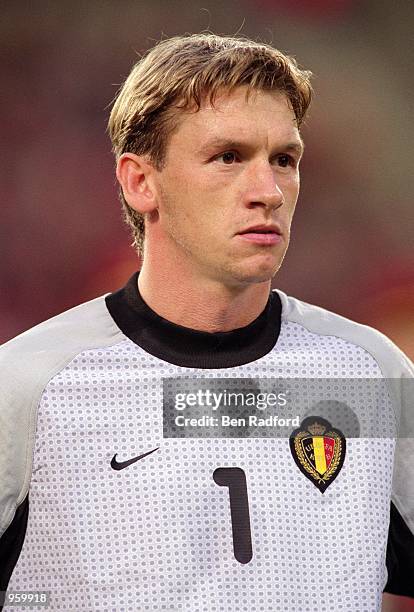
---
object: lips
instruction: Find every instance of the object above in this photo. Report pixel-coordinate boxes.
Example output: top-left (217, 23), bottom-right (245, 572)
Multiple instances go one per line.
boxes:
top-left (238, 224), bottom-right (281, 236)
top-left (237, 224), bottom-right (283, 246)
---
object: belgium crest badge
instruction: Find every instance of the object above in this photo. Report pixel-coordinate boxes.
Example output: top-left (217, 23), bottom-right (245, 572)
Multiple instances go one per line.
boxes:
top-left (289, 416), bottom-right (346, 493)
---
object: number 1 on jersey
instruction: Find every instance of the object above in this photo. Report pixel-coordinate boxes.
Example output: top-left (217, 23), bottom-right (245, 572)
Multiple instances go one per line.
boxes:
top-left (213, 467), bottom-right (253, 564)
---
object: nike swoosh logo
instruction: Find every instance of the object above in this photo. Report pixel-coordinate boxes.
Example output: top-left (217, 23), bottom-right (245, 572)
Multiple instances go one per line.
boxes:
top-left (110, 447), bottom-right (159, 470)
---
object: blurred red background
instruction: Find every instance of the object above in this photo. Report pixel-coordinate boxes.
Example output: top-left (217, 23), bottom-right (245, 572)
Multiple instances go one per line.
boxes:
top-left (2, 1), bottom-right (413, 358)
top-left (2, 1), bottom-right (413, 353)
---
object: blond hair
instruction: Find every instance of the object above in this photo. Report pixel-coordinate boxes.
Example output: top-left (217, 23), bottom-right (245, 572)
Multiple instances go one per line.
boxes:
top-left (108, 33), bottom-right (313, 255)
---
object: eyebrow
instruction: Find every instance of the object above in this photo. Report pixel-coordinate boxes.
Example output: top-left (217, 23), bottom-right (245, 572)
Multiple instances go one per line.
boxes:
top-left (198, 136), bottom-right (305, 157)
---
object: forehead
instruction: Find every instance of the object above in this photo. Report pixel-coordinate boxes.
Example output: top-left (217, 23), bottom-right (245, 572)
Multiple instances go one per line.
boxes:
top-left (169, 87), bottom-right (300, 149)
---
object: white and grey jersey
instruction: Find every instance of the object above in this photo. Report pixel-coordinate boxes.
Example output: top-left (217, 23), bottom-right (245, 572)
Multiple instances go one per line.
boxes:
top-left (1, 272), bottom-right (413, 611)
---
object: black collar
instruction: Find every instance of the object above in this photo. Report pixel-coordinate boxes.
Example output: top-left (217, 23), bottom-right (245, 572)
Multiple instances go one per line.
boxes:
top-left (105, 272), bottom-right (281, 368)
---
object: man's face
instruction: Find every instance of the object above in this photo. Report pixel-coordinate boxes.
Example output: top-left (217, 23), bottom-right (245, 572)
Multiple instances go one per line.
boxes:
top-left (152, 86), bottom-right (304, 287)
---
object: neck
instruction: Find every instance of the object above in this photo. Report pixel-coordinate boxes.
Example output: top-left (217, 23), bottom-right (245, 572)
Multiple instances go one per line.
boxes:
top-left (137, 253), bottom-right (272, 333)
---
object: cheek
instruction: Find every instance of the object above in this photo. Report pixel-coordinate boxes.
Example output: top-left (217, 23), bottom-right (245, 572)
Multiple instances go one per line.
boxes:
top-left (283, 174), bottom-right (300, 202)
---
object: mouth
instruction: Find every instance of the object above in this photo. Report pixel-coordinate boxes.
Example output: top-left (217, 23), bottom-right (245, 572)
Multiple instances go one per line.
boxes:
top-left (237, 224), bottom-right (283, 246)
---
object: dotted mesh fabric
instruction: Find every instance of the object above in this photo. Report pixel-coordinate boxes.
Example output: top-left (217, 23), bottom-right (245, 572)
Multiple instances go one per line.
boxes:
top-left (7, 320), bottom-right (395, 611)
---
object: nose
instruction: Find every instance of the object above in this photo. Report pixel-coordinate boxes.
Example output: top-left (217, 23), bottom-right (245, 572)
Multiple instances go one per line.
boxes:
top-left (245, 162), bottom-right (284, 210)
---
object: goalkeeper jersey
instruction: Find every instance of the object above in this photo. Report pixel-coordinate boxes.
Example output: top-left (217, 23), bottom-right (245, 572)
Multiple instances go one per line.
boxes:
top-left (1, 272), bottom-right (413, 611)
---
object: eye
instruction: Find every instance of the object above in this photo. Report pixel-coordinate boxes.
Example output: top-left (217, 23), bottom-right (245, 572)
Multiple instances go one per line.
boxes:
top-left (216, 151), bottom-right (239, 164)
top-left (276, 154), bottom-right (295, 168)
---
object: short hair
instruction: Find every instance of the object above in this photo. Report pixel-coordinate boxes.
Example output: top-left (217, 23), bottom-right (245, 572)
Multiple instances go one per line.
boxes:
top-left (108, 33), bottom-right (313, 255)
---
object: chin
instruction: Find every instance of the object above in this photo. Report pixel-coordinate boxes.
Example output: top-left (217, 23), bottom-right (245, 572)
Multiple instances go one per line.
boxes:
top-left (248, 255), bottom-right (284, 280)
top-left (218, 250), bottom-right (286, 287)
top-left (228, 262), bottom-right (282, 286)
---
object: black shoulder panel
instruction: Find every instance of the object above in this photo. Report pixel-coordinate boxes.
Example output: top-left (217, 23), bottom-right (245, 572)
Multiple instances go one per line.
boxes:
top-left (385, 500), bottom-right (414, 598)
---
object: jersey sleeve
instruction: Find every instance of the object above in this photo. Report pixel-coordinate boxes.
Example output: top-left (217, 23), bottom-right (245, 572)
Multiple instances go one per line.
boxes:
top-left (385, 361), bottom-right (414, 596)
top-left (0, 295), bottom-right (123, 596)
top-left (277, 289), bottom-right (414, 596)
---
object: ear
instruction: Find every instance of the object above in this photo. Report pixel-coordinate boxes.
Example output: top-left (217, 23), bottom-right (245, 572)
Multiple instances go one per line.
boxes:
top-left (116, 152), bottom-right (158, 214)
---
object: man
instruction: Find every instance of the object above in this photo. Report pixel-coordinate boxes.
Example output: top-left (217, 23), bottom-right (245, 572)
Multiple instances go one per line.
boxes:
top-left (1, 34), bottom-right (413, 611)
